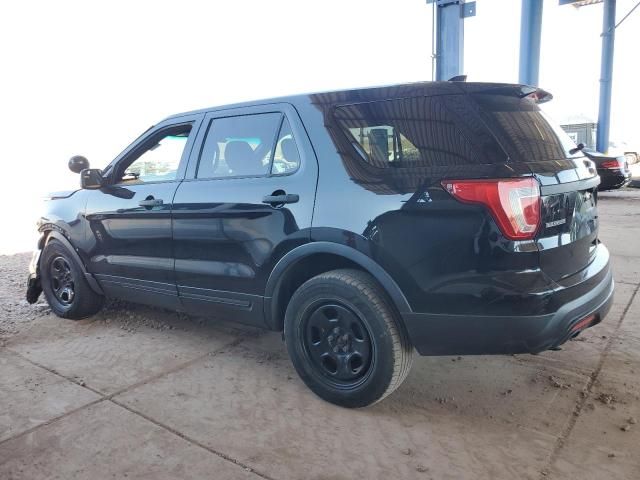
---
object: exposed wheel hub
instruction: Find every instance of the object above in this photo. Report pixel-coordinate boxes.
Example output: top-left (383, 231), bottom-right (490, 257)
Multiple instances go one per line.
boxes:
top-left (303, 303), bottom-right (372, 383)
top-left (327, 327), bottom-right (353, 353)
top-left (49, 256), bottom-right (75, 306)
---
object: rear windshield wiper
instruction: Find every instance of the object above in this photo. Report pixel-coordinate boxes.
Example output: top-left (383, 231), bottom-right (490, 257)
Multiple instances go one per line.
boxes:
top-left (569, 143), bottom-right (585, 155)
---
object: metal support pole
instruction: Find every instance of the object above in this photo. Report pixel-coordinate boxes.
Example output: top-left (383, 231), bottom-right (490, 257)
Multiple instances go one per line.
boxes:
top-left (435, 1), bottom-right (464, 81)
top-left (597, 0), bottom-right (616, 153)
top-left (518, 0), bottom-right (544, 86)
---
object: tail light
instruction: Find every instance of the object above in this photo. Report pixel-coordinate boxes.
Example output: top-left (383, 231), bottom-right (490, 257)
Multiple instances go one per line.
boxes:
top-left (570, 314), bottom-right (598, 333)
top-left (442, 178), bottom-right (541, 240)
top-left (600, 159), bottom-right (625, 170)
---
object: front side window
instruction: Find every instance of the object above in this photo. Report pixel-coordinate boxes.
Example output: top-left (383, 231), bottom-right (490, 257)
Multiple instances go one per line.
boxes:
top-left (118, 124), bottom-right (192, 184)
top-left (197, 113), bottom-right (283, 179)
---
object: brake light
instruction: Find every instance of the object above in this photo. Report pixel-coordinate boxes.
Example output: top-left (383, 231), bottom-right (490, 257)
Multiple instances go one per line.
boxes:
top-left (600, 159), bottom-right (624, 169)
top-left (441, 178), bottom-right (541, 240)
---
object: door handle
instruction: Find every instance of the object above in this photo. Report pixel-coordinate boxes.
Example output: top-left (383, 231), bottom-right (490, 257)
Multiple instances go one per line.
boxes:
top-left (139, 197), bottom-right (163, 207)
top-left (262, 193), bottom-right (299, 205)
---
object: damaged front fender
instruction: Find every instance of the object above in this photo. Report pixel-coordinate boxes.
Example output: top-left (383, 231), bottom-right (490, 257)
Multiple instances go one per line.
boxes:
top-left (26, 247), bottom-right (42, 304)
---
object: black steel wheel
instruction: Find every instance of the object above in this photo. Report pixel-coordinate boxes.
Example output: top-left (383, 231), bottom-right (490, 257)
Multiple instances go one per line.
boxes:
top-left (40, 239), bottom-right (104, 319)
top-left (49, 256), bottom-right (75, 306)
top-left (285, 269), bottom-right (413, 408)
top-left (301, 302), bottom-right (373, 387)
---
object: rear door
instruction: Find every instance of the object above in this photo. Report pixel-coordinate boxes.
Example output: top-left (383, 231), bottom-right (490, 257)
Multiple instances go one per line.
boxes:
top-left (470, 90), bottom-right (600, 282)
top-left (172, 104), bottom-right (318, 326)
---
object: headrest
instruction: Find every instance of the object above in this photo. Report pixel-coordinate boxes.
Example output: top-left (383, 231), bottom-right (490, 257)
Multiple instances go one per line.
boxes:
top-left (224, 141), bottom-right (254, 175)
top-left (281, 138), bottom-right (300, 164)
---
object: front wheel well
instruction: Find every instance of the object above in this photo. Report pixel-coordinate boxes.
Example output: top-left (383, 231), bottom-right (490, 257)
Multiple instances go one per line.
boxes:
top-left (37, 230), bottom-right (50, 250)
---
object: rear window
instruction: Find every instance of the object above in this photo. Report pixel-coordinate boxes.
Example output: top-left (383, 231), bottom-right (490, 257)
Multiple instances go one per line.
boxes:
top-left (470, 93), bottom-right (580, 162)
top-left (333, 96), bottom-right (506, 168)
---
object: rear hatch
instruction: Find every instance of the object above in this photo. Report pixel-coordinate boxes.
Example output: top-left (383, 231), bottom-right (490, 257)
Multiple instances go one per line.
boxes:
top-left (469, 87), bottom-right (600, 282)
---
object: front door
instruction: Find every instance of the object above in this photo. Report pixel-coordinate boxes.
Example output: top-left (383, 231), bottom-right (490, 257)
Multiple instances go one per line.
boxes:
top-left (172, 104), bottom-right (318, 326)
top-left (84, 116), bottom-right (202, 308)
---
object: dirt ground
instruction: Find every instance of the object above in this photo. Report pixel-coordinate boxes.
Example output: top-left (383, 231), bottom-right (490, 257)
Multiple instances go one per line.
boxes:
top-left (1, 191), bottom-right (639, 480)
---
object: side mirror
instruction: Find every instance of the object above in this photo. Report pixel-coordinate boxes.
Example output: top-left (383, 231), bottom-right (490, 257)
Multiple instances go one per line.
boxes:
top-left (69, 155), bottom-right (90, 173)
top-left (80, 168), bottom-right (104, 189)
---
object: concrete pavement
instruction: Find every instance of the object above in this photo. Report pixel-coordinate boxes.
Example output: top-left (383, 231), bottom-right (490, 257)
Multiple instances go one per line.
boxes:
top-left (1, 190), bottom-right (639, 480)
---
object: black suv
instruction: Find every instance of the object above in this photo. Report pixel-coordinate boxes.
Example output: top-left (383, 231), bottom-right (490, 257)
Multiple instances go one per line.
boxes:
top-left (27, 82), bottom-right (614, 407)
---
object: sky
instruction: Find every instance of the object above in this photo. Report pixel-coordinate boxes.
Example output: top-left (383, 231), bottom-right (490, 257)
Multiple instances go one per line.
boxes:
top-left (0, 0), bottom-right (638, 254)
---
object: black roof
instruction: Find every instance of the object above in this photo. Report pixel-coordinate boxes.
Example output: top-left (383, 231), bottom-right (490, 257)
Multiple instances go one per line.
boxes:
top-left (165, 81), bottom-right (541, 121)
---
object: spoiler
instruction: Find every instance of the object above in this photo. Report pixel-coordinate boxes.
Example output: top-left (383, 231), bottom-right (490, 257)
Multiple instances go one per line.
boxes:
top-left (519, 85), bottom-right (553, 104)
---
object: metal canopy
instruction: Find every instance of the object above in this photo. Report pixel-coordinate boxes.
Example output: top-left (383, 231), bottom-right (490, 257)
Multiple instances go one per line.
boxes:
top-left (519, 0), bottom-right (544, 86)
top-left (556, 0), bottom-right (618, 152)
top-left (428, 1), bottom-right (476, 81)
top-left (597, 0), bottom-right (616, 152)
top-left (559, 0), bottom-right (603, 6)
top-left (429, 0), bottom-right (622, 154)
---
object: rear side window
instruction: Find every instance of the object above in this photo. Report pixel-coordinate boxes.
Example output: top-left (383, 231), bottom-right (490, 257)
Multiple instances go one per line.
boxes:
top-left (271, 118), bottom-right (301, 175)
top-left (334, 97), bottom-right (483, 168)
top-left (197, 113), bottom-right (281, 179)
top-left (197, 113), bottom-right (301, 179)
top-left (471, 93), bottom-right (579, 162)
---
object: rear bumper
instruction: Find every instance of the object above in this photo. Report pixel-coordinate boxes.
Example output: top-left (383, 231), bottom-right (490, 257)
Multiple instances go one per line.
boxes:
top-left (402, 248), bottom-right (614, 355)
top-left (598, 168), bottom-right (632, 190)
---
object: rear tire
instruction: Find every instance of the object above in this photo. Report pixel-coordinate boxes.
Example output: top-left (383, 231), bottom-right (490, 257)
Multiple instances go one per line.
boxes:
top-left (41, 240), bottom-right (104, 319)
top-left (284, 269), bottom-right (413, 408)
